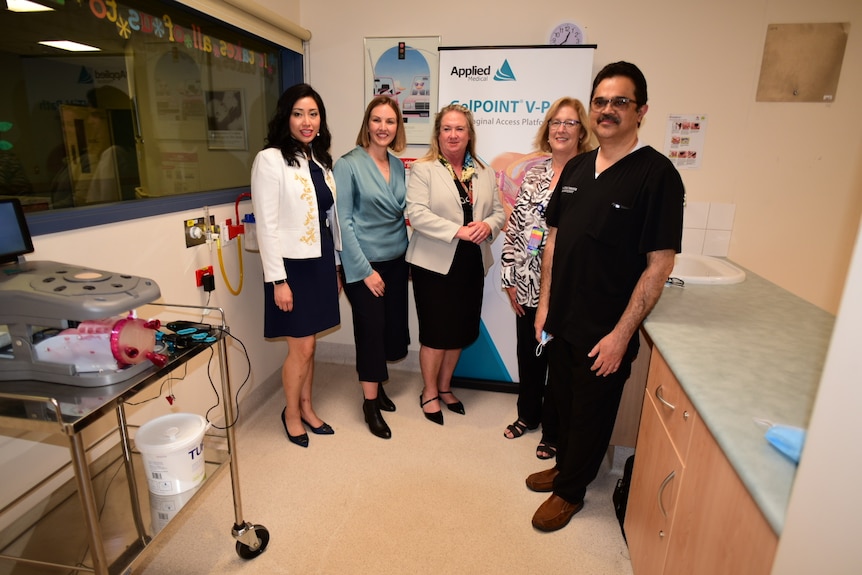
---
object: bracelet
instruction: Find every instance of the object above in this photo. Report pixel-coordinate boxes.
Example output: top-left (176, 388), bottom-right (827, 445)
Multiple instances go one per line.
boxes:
top-left (272, 279), bottom-right (287, 285)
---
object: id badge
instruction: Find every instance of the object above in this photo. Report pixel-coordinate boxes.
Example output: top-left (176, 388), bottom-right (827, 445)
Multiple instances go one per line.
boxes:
top-left (527, 226), bottom-right (545, 256)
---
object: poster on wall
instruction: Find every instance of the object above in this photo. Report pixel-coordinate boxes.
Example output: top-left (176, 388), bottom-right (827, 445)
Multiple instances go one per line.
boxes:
top-left (364, 36), bottom-right (440, 145)
top-left (151, 49), bottom-right (207, 141)
top-left (159, 148), bottom-right (201, 195)
top-left (664, 114), bottom-right (707, 169)
top-left (205, 89), bottom-right (247, 150)
top-left (438, 45), bottom-right (595, 385)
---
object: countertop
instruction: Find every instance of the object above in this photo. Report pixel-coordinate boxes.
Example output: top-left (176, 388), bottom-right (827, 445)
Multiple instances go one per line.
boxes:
top-left (642, 264), bottom-right (834, 536)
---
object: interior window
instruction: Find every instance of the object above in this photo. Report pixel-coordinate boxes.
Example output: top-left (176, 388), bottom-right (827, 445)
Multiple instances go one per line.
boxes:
top-left (0, 0), bottom-right (283, 215)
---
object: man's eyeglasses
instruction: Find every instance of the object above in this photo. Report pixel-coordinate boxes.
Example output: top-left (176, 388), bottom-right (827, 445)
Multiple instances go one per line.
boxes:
top-left (591, 97), bottom-right (635, 111)
top-left (549, 119), bottom-right (581, 129)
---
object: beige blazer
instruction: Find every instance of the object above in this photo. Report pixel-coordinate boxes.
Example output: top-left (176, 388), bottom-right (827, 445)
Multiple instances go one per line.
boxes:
top-left (251, 148), bottom-right (342, 283)
top-left (405, 158), bottom-right (505, 275)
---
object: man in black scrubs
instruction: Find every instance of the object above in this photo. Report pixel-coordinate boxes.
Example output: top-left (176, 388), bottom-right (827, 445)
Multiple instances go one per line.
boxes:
top-left (528, 62), bottom-right (685, 532)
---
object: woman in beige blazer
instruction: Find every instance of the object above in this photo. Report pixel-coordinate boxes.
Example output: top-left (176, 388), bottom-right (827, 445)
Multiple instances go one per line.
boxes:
top-left (406, 104), bottom-right (505, 425)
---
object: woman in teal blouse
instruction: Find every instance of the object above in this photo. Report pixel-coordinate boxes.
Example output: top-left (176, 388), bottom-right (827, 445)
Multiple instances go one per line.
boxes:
top-left (334, 96), bottom-right (410, 440)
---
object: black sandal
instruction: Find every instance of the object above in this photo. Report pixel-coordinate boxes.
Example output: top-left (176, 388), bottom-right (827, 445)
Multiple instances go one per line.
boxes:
top-left (504, 419), bottom-right (536, 439)
top-left (536, 441), bottom-right (557, 460)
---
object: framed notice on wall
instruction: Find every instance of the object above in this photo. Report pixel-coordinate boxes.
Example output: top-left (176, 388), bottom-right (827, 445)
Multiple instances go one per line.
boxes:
top-left (205, 89), bottom-right (247, 150)
top-left (364, 36), bottom-right (440, 145)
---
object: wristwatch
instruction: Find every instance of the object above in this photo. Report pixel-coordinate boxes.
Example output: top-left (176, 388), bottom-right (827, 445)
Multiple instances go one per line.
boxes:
top-left (272, 279), bottom-right (287, 285)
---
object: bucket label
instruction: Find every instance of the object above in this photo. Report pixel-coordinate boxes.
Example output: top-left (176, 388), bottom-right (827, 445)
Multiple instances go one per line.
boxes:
top-left (141, 440), bottom-right (206, 494)
top-left (188, 440), bottom-right (204, 460)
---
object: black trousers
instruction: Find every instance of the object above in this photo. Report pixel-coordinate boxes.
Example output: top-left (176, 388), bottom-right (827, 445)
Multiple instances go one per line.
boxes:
top-left (546, 337), bottom-right (632, 504)
top-left (515, 306), bottom-right (557, 443)
top-left (343, 255), bottom-right (410, 383)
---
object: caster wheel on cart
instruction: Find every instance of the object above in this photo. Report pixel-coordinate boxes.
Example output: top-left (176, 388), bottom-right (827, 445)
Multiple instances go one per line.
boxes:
top-left (235, 525), bottom-right (270, 560)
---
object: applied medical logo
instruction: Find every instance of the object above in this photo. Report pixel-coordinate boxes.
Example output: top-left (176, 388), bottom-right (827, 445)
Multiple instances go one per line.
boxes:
top-left (450, 64), bottom-right (492, 80)
top-left (77, 66), bottom-right (94, 84)
top-left (493, 59), bottom-right (516, 82)
top-left (450, 59), bottom-right (517, 82)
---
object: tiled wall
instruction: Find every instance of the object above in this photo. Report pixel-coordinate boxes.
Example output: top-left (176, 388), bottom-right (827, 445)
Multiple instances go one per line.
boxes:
top-left (682, 202), bottom-right (736, 256)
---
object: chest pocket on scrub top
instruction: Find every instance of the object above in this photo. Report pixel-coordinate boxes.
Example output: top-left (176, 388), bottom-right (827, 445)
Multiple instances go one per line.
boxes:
top-left (586, 199), bottom-right (635, 247)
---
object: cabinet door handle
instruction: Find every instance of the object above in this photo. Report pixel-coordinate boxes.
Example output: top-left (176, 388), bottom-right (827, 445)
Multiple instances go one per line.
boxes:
top-left (658, 470), bottom-right (675, 518)
top-left (655, 385), bottom-right (676, 411)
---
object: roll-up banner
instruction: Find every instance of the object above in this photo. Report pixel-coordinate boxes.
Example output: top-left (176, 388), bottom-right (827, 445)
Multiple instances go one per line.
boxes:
top-left (438, 45), bottom-right (595, 387)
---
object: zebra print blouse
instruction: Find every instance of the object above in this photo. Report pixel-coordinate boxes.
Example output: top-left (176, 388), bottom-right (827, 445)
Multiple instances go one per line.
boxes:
top-left (500, 158), bottom-right (555, 307)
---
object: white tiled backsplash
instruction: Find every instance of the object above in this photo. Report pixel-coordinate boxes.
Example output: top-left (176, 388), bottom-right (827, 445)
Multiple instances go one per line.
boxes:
top-left (682, 202), bottom-right (735, 256)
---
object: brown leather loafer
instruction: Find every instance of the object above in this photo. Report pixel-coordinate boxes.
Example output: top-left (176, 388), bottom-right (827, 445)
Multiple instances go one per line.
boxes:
top-left (525, 467), bottom-right (559, 492)
top-left (532, 494), bottom-right (584, 532)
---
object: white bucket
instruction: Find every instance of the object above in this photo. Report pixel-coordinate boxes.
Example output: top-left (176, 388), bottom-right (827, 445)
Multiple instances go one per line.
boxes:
top-left (149, 485), bottom-right (200, 534)
top-left (136, 413), bottom-right (209, 495)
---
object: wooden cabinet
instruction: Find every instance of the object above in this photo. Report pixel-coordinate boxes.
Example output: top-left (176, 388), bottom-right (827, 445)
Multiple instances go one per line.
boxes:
top-left (625, 348), bottom-right (777, 575)
top-left (610, 330), bottom-right (652, 448)
top-left (624, 389), bottom-right (683, 573)
top-left (625, 345), bottom-right (694, 574)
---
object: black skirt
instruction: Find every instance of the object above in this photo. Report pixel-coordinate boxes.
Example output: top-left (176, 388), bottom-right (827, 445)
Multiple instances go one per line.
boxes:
top-left (263, 223), bottom-right (340, 338)
top-left (411, 240), bottom-right (483, 349)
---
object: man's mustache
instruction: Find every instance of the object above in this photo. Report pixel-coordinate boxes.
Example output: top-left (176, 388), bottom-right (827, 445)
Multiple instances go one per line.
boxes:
top-left (598, 114), bottom-right (621, 125)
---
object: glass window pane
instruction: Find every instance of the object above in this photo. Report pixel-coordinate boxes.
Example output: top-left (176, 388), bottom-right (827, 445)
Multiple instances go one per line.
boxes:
top-left (0, 0), bottom-right (283, 213)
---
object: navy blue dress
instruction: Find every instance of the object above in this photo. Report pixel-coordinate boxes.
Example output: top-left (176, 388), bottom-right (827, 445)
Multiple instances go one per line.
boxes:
top-left (263, 160), bottom-right (340, 338)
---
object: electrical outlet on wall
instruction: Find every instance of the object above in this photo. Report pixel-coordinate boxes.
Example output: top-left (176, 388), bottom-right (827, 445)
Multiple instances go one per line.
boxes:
top-left (195, 266), bottom-right (214, 287)
top-left (219, 220), bottom-right (234, 245)
top-left (184, 216), bottom-right (219, 248)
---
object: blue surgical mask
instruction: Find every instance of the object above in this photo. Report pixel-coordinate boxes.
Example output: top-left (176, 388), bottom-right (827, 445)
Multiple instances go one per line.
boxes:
top-left (755, 418), bottom-right (806, 464)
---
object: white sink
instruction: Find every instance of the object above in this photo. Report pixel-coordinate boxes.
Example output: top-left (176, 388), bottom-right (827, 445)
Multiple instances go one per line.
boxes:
top-left (669, 253), bottom-right (746, 285)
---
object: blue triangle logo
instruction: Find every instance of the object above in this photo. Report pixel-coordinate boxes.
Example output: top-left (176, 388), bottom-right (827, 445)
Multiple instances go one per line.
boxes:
top-left (78, 66), bottom-right (94, 84)
top-left (453, 320), bottom-right (512, 382)
top-left (493, 60), bottom-right (516, 82)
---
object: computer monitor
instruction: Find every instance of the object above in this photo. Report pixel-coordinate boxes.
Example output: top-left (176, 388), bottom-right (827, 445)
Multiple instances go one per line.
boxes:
top-left (0, 198), bottom-right (34, 265)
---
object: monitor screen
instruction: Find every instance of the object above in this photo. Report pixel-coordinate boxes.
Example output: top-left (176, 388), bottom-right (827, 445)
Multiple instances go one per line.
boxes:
top-left (0, 198), bottom-right (34, 264)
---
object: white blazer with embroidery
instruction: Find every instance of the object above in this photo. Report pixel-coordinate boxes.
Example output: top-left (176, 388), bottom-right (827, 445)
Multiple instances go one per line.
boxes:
top-left (251, 147), bottom-right (342, 283)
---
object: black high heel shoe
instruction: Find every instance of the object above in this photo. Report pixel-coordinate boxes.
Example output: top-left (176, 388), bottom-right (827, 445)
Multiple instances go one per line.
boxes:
top-left (281, 408), bottom-right (309, 448)
top-left (419, 394), bottom-right (444, 425)
top-left (363, 398), bottom-right (392, 439)
top-left (439, 390), bottom-right (465, 415)
top-left (377, 383), bottom-right (396, 412)
top-left (301, 418), bottom-right (335, 435)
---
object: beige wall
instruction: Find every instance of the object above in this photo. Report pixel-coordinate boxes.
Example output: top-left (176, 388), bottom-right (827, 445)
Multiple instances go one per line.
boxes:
top-left (29, 206), bottom-right (274, 426)
top-left (296, 0), bottom-right (862, 315)
top-left (9, 0), bottom-right (861, 563)
top-left (293, 7), bottom-right (862, 572)
top-left (24, 0), bottom-right (857, 426)
top-left (21, 0), bottom-right (861, 427)
top-left (772, 212), bottom-right (862, 574)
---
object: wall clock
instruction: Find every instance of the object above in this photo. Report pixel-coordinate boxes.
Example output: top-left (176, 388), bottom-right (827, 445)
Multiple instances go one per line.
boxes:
top-left (549, 22), bottom-right (585, 45)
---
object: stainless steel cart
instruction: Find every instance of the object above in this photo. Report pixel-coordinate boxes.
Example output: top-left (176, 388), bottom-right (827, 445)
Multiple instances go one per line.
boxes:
top-left (0, 304), bottom-right (269, 574)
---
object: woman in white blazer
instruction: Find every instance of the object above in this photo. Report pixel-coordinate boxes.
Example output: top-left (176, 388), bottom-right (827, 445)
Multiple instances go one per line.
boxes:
top-left (251, 83), bottom-right (342, 448)
top-left (406, 104), bottom-right (505, 425)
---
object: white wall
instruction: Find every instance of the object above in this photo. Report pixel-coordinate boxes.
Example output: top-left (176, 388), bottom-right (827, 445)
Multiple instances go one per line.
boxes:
top-left (283, 0), bottom-right (862, 571)
top-left (1, 203), bottom-right (285, 533)
top-left (5, 0), bottom-right (861, 560)
top-left (771, 216), bottom-right (862, 573)
top-left (26, 0), bottom-right (859, 379)
top-left (29, 206), bottom-right (281, 427)
top-left (290, 0), bottom-right (862, 315)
